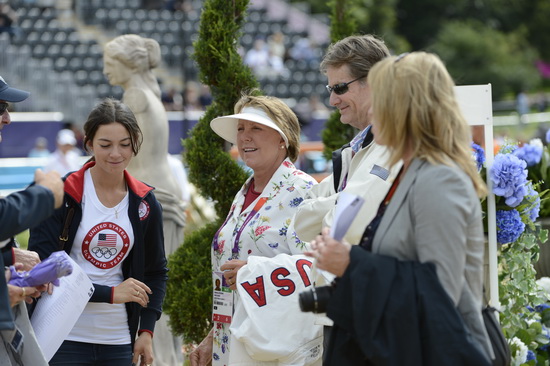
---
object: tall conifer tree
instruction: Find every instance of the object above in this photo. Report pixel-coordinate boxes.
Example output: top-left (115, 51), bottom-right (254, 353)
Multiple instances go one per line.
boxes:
top-left (321, 0), bottom-right (359, 159)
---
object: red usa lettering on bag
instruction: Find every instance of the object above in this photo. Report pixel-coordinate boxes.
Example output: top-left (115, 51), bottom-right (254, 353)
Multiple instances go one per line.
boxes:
top-left (240, 259), bottom-right (313, 307)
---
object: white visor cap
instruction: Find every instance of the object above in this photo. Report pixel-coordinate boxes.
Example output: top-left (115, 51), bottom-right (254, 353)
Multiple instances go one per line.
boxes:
top-left (210, 106), bottom-right (289, 147)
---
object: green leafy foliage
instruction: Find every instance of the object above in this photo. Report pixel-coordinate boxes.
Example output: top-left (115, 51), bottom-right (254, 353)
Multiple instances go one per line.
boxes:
top-left (353, 0), bottom-right (410, 53)
top-left (500, 232), bottom-right (546, 335)
top-left (498, 230), bottom-right (550, 365)
top-left (527, 0), bottom-right (550, 61)
top-left (321, 113), bottom-right (356, 160)
top-left (328, 0), bottom-right (357, 43)
top-left (395, 0), bottom-right (467, 49)
top-left (165, 221), bottom-right (220, 344)
top-left (430, 20), bottom-right (540, 99)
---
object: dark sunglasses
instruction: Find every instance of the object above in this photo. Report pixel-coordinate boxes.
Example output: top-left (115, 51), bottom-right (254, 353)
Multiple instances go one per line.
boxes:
top-left (326, 75), bottom-right (365, 95)
top-left (0, 102), bottom-right (8, 116)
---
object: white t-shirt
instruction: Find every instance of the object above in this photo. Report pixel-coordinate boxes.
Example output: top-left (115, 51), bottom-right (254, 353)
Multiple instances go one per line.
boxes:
top-left (66, 169), bottom-right (135, 344)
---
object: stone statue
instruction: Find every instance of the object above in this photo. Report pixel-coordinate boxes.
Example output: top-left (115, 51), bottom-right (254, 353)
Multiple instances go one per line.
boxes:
top-left (104, 34), bottom-right (186, 366)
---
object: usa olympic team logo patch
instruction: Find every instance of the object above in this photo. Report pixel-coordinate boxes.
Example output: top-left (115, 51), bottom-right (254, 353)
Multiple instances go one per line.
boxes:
top-left (138, 201), bottom-right (150, 221)
top-left (82, 222), bottom-right (130, 269)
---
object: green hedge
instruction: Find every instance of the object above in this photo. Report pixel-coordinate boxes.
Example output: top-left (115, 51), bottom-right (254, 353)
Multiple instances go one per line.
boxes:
top-left (165, 222), bottom-right (219, 343)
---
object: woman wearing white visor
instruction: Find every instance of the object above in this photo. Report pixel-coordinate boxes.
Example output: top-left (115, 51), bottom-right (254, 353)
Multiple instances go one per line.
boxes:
top-left (190, 94), bottom-right (322, 366)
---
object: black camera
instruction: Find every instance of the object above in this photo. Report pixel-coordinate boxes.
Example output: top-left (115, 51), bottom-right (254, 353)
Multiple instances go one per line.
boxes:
top-left (299, 283), bottom-right (335, 313)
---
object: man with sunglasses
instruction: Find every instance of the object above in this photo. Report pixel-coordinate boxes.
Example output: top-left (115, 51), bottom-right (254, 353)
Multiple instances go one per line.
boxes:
top-left (292, 34), bottom-right (402, 252)
top-left (1, 75), bottom-right (64, 365)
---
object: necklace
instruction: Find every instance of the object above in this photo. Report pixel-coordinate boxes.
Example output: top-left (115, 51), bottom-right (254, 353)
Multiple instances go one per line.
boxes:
top-left (114, 203), bottom-right (121, 219)
top-left (112, 198), bottom-right (126, 219)
top-left (113, 185), bottom-right (128, 219)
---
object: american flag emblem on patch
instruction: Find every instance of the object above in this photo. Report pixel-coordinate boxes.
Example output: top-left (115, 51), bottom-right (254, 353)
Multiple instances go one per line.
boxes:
top-left (98, 233), bottom-right (117, 247)
top-left (370, 164), bottom-right (390, 180)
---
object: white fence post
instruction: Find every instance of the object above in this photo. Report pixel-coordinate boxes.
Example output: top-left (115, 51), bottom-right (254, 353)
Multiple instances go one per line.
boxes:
top-left (454, 84), bottom-right (498, 307)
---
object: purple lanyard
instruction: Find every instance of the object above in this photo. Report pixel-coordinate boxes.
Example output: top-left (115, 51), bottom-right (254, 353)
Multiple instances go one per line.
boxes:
top-left (339, 172), bottom-right (349, 191)
top-left (212, 197), bottom-right (268, 259)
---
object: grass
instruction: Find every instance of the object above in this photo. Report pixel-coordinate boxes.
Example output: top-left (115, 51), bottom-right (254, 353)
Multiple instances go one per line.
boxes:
top-left (495, 121), bottom-right (547, 143)
top-left (15, 229), bottom-right (29, 249)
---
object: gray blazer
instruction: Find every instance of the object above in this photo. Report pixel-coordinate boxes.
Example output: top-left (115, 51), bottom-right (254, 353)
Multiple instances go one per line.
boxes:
top-left (372, 158), bottom-right (493, 360)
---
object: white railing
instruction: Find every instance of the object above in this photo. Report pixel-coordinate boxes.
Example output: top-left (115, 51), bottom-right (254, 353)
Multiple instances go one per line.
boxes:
top-left (0, 156), bottom-right (89, 197)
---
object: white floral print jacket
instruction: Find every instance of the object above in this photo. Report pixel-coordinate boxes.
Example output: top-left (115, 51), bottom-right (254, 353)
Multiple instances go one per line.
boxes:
top-left (210, 158), bottom-right (317, 365)
top-left (212, 158), bottom-right (316, 267)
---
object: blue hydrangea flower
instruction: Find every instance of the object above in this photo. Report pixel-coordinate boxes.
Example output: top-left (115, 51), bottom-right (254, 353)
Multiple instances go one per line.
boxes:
top-left (525, 184), bottom-right (541, 222)
top-left (496, 209), bottom-right (525, 244)
top-left (536, 303), bottom-right (550, 312)
top-left (526, 350), bottom-right (536, 362)
top-left (540, 325), bottom-right (550, 351)
top-left (513, 143), bottom-right (543, 167)
top-left (471, 142), bottom-right (485, 171)
top-left (490, 153), bottom-right (528, 207)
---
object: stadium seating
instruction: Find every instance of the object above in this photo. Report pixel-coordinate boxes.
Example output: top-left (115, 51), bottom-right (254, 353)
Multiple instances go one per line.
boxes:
top-left (5, 0), bottom-right (330, 122)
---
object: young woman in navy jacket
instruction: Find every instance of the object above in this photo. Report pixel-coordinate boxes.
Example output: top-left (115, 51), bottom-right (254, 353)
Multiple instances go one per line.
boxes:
top-left (29, 98), bottom-right (168, 366)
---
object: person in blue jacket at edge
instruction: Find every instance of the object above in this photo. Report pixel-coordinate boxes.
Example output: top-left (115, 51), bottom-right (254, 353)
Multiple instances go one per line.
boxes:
top-left (0, 75), bottom-right (64, 365)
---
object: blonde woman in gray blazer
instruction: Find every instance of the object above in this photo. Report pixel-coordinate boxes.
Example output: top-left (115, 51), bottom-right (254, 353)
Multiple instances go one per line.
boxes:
top-left (307, 52), bottom-right (494, 365)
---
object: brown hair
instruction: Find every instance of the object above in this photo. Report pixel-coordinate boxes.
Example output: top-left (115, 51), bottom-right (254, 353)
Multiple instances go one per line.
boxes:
top-left (83, 98), bottom-right (143, 158)
top-left (320, 34), bottom-right (390, 80)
